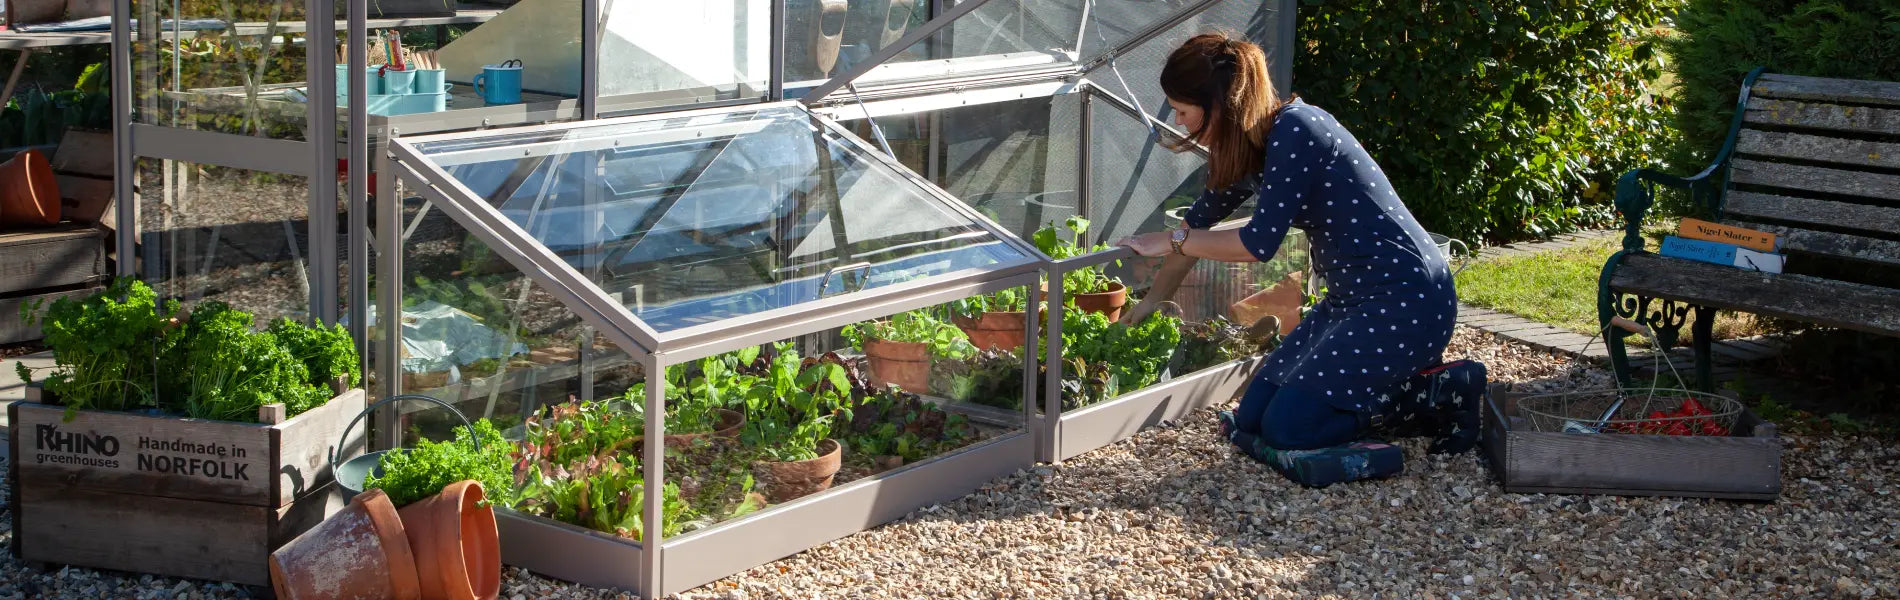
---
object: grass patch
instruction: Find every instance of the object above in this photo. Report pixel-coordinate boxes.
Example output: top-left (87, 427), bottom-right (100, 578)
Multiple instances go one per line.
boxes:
top-left (1455, 230), bottom-right (1764, 347)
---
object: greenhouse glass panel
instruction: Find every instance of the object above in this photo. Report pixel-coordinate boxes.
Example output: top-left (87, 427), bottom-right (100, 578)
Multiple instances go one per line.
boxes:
top-left (403, 104), bottom-right (1039, 336)
top-left (597, 0), bottom-right (772, 113)
top-left (805, 0), bottom-right (1086, 97)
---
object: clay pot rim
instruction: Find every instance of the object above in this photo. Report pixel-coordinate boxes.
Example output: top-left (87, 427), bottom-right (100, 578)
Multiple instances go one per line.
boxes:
top-left (766, 438), bottom-right (840, 466)
top-left (1038, 280), bottom-right (1128, 297)
top-left (863, 337), bottom-right (931, 361)
top-left (357, 489), bottom-right (423, 599)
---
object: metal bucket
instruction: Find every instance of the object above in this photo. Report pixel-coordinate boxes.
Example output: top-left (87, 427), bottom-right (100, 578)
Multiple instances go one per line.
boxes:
top-left (1429, 232), bottom-right (1472, 276)
top-left (331, 394), bottom-right (480, 501)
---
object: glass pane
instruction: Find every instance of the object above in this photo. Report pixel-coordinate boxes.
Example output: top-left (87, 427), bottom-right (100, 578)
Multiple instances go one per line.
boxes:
top-left (836, 92), bottom-right (1082, 242)
top-left (647, 295), bottom-right (1030, 538)
top-left (130, 0), bottom-right (309, 139)
top-left (1085, 93), bottom-right (1203, 243)
top-left (1078, 0), bottom-right (1293, 126)
top-left (784, 0), bottom-right (929, 83)
top-left (598, 0), bottom-right (771, 113)
top-left (808, 0), bottom-right (1086, 93)
top-left (396, 205), bottom-right (639, 440)
top-left (413, 106), bottom-right (1032, 332)
top-left (423, 0), bottom-right (579, 114)
top-left (136, 158), bottom-right (312, 325)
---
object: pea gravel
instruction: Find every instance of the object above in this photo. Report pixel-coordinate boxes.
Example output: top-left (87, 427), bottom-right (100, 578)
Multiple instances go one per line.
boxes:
top-left (3, 327), bottom-right (1896, 599)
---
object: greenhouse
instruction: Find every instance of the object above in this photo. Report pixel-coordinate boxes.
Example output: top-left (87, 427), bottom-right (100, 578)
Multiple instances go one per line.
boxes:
top-left (94, 0), bottom-right (1306, 595)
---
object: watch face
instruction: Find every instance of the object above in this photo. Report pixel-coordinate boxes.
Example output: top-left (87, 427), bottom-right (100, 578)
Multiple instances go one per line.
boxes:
top-left (1172, 229), bottom-right (1188, 242)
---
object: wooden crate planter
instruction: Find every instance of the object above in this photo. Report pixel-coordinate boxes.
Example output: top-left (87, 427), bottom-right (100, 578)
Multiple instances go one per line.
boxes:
top-left (1480, 385), bottom-right (1781, 501)
top-left (7, 386), bottom-right (370, 586)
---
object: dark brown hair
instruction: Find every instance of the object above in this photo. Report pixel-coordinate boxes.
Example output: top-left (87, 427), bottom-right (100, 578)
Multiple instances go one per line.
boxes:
top-left (1160, 33), bottom-right (1281, 190)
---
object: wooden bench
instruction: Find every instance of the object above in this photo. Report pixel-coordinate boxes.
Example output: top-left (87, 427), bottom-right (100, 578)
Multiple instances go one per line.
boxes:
top-left (1598, 69), bottom-right (1900, 391)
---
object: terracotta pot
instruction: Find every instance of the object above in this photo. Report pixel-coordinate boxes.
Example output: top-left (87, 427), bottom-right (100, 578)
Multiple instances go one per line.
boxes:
top-left (1071, 281), bottom-right (1129, 322)
top-left (398, 480), bottom-right (501, 600)
top-left (953, 312), bottom-right (1027, 351)
top-left (753, 439), bottom-right (843, 503)
top-left (1230, 271), bottom-right (1305, 334)
top-left (0, 148), bottom-right (61, 227)
top-left (269, 488), bottom-right (422, 600)
top-left (863, 337), bottom-right (931, 394)
top-left (663, 408), bottom-right (745, 447)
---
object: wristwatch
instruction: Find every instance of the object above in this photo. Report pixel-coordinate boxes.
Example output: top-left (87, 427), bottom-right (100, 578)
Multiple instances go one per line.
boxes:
top-left (1169, 227), bottom-right (1190, 255)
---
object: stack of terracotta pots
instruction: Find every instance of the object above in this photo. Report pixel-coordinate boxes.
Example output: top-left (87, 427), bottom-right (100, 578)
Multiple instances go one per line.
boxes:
top-left (270, 480), bottom-right (501, 600)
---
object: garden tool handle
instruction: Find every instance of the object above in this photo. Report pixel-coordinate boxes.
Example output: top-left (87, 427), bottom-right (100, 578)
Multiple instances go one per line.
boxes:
top-left (1121, 251), bottom-right (1198, 325)
top-left (329, 394), bottom-right (479, 474)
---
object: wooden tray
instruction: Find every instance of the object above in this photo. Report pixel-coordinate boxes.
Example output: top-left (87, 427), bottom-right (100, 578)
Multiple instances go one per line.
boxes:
top-left (1480, 384), bottom-right (1781, 501)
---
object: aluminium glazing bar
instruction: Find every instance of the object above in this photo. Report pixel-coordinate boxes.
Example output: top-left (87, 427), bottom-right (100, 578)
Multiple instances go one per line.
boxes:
top-left (661, 271), bottom-right (1040, 365)
top-left (127, 125), bottom-right (314, 175)
top-left (395, 99), bottom-right (803, 146)
top-left (583, 0), bottom-right (599, 119)
top-left (308, 0), bottom-right (339, 324)
top-left (110, 0), bottom-right (133, 276)
top-left (799, 0), bottom-right (1004, 105)
top-left (375, 130), bottom-right (401, 447)
top-left (1076, 0), bottom-right (1222, 76)
top-left (347, 0), bottom-right (369, 365)
top-left (389, 141), bottom-right (666, 352)
top-left (1078, 89), bottom-right (1092, 245)
top-left (769, 0), bottom-right (785, 101)
top-left (807, 78), bottom-right (1077, 122)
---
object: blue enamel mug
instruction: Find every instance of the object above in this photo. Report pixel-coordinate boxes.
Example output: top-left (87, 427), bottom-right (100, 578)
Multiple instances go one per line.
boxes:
top-left (472, 60), bottom-right (523, 105)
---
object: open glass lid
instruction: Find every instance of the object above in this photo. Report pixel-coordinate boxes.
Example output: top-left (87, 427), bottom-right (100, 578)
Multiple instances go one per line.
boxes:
top-left (397, 104), bottom-right (1041, 338)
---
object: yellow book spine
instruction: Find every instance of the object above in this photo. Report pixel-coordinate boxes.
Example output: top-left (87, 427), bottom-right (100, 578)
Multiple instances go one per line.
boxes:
top-left (1677, 218), bottom-right (1778, 253)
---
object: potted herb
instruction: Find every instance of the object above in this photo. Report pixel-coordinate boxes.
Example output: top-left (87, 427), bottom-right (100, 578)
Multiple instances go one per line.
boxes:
top-left (1048, 309), bottom-right (1182, 409)
top-left (950, 288), bottom-right (1030, 351)
top-left (738, 346), bottom-right (856, 503)
top-left (1034, 217), bottom-right (1128, 321)
top-left (841, 310), bottom-right (975, 395)
top-left (361, 419), bottom-right (511, 600)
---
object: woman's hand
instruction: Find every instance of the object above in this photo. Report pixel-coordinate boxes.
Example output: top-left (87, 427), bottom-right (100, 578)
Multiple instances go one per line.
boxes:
top-left (1117, 231), bottom-right (1173, 257)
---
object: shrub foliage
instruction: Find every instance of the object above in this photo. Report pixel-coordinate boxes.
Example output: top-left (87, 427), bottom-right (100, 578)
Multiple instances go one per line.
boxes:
top-left (1291, 0), bottom-right (1677, 242)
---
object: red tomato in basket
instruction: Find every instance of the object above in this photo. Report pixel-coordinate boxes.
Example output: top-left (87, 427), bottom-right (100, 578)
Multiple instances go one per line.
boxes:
top-left (1664, 421), bottom-right (1694, 436)
top-left (1700, 422), bottom-right (1730, 437)
top-left (1679, 398), bottom-right (1712, 417)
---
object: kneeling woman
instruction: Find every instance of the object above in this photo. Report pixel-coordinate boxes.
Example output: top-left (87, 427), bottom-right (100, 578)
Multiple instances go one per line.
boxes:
top-left (1117, 34), bottom-right (1487, 487)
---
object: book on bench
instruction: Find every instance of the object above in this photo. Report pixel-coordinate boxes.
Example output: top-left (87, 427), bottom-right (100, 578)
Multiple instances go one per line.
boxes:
top-left (1676, 218), bottom-right (1779, 252)
top-left (1659, 236), bottom-right (1785, 273)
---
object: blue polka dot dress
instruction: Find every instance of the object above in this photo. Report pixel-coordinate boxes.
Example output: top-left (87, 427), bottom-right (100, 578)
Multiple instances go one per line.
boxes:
top-left (1183, 99), bottom-right (1457, 415)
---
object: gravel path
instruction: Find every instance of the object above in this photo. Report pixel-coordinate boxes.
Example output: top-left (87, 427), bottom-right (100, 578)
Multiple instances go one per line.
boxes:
top-left (4, 327), bottom-right (1896, 599)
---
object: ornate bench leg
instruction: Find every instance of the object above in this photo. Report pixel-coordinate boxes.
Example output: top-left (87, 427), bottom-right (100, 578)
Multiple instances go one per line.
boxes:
top-left (1691, 304), bottom-right (1715, 392)
top-left (1600, 290), bottom-right (1638, 389)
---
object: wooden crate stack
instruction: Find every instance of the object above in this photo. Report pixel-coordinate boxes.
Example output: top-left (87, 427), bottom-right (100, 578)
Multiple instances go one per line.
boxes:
top-left (0, 128), bottom-right (115, 345)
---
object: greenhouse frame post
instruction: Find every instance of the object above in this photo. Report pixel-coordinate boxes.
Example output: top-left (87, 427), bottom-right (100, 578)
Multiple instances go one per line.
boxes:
top-left (110, 0), bottom-right (132, 276)
top-left (375, 129), bottom-right (401, 448)
top-left (1040, 272), bottom-right (1064, 463)
top-left (583, 0), bottom-right (599, 119)
top-left (640, 351), bottom-right (665, 597)
top-left (347, 0), bottom-right (370, 366)
top-left (1077, 89), bottom-right (1092, 244)
top-left (769, 0), bottom-right (784, 101)
top-left (307, 0), bottom-right (340, 325)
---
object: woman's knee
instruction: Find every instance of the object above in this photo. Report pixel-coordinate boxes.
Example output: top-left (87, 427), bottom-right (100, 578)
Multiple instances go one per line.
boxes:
top-left (1257, 385), bottom-right (1361, 450)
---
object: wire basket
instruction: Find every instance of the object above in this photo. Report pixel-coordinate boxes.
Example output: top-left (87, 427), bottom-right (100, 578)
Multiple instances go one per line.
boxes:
top-left (1516, 387), bottom-right (1743, 436)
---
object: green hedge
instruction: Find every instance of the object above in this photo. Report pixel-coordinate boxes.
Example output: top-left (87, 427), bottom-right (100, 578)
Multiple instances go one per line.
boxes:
top-left (1291, 0), bottom-right (1677, 242)
top-left (1666, 0), bottom-right (1900, 198)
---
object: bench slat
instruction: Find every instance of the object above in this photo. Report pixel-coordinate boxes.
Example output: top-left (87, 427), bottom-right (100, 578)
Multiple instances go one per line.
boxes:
top-left (1753, 73), bottom-right (1900, 109)
top-left (1724, 219), bottom-right (1900, 270)
top-left (1724, 192), bottom-right (1900, 240)
top-left (1729, 159), bottom-right (1900, 203)
top-left (1743, 98), bottom-right (1900, 137)
top-left (1610, 254), bottom-right (1900, 337)
top-left (1735, 129), bottom-right (1900, 170)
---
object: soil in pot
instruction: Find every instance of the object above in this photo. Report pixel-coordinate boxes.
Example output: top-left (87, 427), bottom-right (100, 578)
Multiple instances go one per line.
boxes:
top-left (862, 337), bottom-right (931, 394)
top-left (953, 311), bottom-right (1027, 352)
top-left (398, 480), bottom-right (501, 600)
top-left (752, 439), bottom-right (843, 503)
top-left (270, 488), bottom-right (422, 600)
